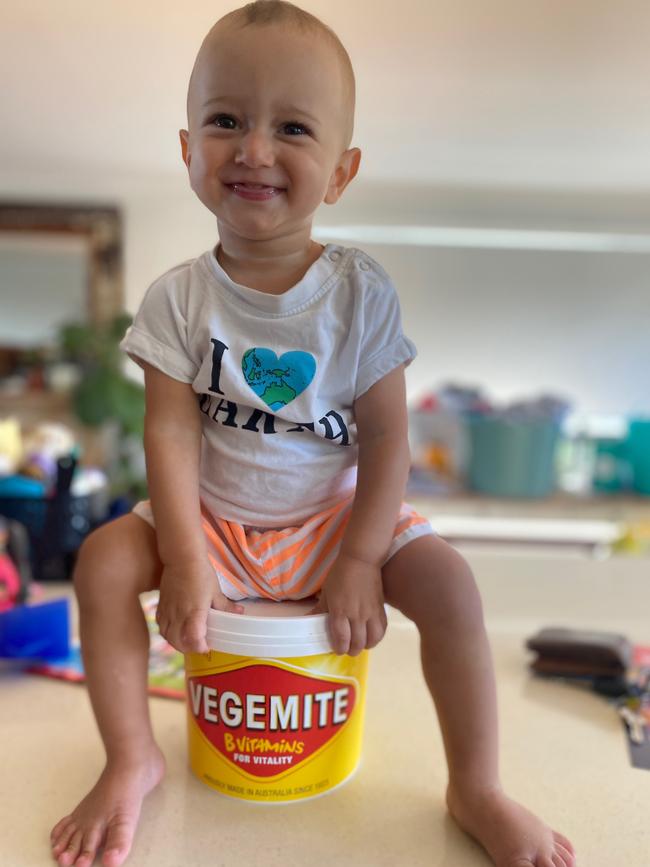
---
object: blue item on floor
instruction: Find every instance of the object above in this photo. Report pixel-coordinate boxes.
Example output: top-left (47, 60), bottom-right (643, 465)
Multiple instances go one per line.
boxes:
top-left (0, 475), bottom-right (47, 498)
top-left (0, 597), bottom-right (70, 659)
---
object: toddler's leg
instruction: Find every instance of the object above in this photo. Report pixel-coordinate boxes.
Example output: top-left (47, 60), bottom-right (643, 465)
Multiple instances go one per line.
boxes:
top-left (382, 535), bottom-right (576, 867)
top-left (50, 515), bottom-right (165, 867)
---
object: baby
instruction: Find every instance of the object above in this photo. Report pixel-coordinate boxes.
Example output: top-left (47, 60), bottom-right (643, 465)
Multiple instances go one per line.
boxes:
top-left (50, 3), bottom-right (576, 866)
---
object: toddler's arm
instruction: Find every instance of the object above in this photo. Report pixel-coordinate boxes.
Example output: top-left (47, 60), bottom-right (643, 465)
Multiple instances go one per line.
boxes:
top-left (142, 362), bottom-right (243, 653)
top-left (313, 364), bottom-right (411, 654)
top-left (342, 363), bottom-right (411, 565)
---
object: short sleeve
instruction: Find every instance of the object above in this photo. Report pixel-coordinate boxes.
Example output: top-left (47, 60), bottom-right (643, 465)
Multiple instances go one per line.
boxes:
top-left (354, 260), bottom-right (417, 399)
top-left (119, 265), bottom-right (199, 383)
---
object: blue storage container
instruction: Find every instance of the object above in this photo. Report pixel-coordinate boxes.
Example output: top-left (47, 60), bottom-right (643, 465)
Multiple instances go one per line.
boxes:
top-left (466, 415), bottom-right (560, 498)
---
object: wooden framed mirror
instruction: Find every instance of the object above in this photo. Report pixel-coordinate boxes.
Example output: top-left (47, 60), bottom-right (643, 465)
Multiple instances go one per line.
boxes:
top-left (0, 202), bottom-right (125, 465)
top-left (0, 201), bottom-right (124, 330)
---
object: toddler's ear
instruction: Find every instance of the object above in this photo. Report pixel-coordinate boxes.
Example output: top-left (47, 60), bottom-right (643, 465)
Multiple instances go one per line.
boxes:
top-left (179, 129), bottom-right (191, 168)
top-left (324, 147), bottom-right (361, 205)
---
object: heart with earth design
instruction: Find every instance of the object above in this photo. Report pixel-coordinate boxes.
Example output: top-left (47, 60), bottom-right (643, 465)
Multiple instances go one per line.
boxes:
top-left (241, 347), bottom-right (316, 411)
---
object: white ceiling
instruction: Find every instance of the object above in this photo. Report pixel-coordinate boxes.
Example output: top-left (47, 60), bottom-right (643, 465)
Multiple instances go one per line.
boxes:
top-left (2, 0), bottom-right (650, 193)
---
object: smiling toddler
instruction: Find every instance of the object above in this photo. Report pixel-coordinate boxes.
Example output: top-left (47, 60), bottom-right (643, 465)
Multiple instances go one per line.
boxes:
top-left (50, 4), bottom-right (576, 866)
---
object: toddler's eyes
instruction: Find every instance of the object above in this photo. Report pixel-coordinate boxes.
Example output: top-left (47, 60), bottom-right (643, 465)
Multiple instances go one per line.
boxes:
top-left (209, 115), bottom-right (311, 136)
top-left (282, 122), bottom-right (311, 136)
top-left (212, 114), bottom-right (237, 129)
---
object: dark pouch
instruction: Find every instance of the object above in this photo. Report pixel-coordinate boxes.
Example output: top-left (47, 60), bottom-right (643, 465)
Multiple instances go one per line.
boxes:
top-left (526, 627), bottom-right (632, 676)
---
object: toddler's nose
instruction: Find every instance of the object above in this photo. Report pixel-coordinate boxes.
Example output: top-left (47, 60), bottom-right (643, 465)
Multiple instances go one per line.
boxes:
top-left (235, 129), bottom-right (275, 168)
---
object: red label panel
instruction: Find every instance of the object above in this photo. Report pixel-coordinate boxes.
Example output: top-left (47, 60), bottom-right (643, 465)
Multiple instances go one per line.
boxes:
top-left (188, 663), bottom-right (356, 777)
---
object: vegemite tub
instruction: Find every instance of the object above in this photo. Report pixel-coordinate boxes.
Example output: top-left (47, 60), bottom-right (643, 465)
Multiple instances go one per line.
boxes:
top-left (184, 599), bottom-right (370, 803)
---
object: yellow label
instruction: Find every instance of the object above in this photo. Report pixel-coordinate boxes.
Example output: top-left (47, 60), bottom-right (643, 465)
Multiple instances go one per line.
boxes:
top-left (184, 650), bottom-right (368, 802)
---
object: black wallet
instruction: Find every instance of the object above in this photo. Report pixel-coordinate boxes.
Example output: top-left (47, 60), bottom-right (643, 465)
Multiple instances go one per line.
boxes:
top-left (525, 627), bottom-right (632, 676)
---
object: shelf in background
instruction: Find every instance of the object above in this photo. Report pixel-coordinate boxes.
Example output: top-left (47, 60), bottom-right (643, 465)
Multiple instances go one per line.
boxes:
top-left (407, 490), bottom-right (650, 523)
top-left (407, 491), bottom-right (650, 557)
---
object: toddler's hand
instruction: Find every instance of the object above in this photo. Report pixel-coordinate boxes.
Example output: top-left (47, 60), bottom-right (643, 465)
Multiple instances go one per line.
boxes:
top-left (309, 553), bottom-right (387, 656)
top-left (156, 558), bottom-right (244, 654)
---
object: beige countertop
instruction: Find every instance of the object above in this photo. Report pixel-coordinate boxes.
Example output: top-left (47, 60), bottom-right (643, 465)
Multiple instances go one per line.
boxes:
top-left (2, 548), bottom-right (649, 867)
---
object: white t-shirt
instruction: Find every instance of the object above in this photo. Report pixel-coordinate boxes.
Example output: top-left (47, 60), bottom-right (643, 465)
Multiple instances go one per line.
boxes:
top-left (120, 243), bottom-right (417, 527)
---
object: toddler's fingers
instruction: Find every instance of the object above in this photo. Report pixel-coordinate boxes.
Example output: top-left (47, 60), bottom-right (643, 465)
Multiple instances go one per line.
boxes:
top-left (156, 614), bottom-right (172, 644)
top-left (348, 619), bottom-right (367, 657)
top-left (178, 610), bottom-right (210, 653)
top-left (366, 616), bottom-right (387, 649)
top-left (156, 613), bottom-right (167, 635)
top-left (328, 612), bottom-right (351, 655)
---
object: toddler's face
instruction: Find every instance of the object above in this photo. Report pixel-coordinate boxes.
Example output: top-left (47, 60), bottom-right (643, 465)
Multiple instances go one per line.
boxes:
top-left (180, 21), bottom-right (359, 243)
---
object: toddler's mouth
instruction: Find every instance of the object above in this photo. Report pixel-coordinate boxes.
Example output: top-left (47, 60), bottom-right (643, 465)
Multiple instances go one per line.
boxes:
top-left (227, 182), bottom-right (285, 201)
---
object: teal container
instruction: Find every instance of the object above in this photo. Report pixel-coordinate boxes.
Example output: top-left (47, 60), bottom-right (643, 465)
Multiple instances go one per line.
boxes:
top-left (592, 438), bottom-right (632, 493)
top-left (627, 419), bottom-right (650, 495)
top-left (466, 415), bottom-right (560, 498)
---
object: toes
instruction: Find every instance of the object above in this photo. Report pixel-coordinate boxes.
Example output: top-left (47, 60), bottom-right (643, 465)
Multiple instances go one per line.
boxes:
top-left (51, 820), bottom-right (75, 856)
top-left (554, 841), bottom-right (575, 867)
top-left (554, 832), bottom-right (576, 859)
top-left (73, 827), bottom-right (104, 867)
top-left (57, 828), bottom-right (83, 866)
top-left (51, 815), bottom-right (73, 842)
top-left (535, 841), bottom-right (577, 867)
top-left (102, 816), bottom-right (136, 867)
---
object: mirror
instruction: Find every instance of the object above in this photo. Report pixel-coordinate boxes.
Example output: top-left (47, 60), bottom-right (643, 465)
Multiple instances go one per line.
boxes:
top-left (0, 202), bottom-right (123, 357)
top-left (0, 203), bottom-right (125, 467)
top-left (0, 232), bottom-right (89, 347)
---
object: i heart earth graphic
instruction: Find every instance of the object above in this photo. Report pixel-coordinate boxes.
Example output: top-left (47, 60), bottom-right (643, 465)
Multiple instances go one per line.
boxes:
top-left (241, 348), bottom-right (316, 411)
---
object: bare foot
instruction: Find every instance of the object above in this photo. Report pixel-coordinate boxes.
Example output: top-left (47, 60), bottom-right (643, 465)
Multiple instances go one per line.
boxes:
top-left (50, 746), bottom-right (165, 867)
top-left (447, 783), bottom-right (577, 867)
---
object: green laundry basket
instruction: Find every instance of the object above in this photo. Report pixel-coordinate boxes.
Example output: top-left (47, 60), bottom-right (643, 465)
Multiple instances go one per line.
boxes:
top-left (466, 415), bottom-right (560, 498)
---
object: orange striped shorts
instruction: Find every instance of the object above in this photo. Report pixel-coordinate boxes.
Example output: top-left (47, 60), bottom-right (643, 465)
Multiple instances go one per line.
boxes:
top-left (133, 496), bottom-right (434, 602)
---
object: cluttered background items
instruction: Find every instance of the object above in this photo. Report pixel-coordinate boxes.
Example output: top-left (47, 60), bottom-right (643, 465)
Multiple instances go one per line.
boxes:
top-left (408, 382), bottom-right (650, 503)
top-left (0, 421), bottom-right (108, 583)
top-left (0, 309), bottom-right (148, 584)
top-left (0, 414), bottom-right (132, 585)
top-left (526, 627), bottom-right (650, 771)
top-left (3, 375), bottom-right (650, 591)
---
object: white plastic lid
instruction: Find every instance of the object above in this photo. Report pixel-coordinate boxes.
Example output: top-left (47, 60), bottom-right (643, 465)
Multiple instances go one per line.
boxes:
top-left (205, 599), bottom-right (333, 657)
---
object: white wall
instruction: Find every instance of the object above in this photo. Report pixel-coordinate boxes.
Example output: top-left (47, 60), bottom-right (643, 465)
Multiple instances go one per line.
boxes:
top-left (119, 180), bottom-right (650, 417)
top-left (353, 243), bottom-right (650, 415)
top-left (3, 170), bottom-right (649, 417)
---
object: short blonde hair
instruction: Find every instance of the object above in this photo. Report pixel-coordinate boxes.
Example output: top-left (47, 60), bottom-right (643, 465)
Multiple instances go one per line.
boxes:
top-left (186, 0), bottom-right (356, 148)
